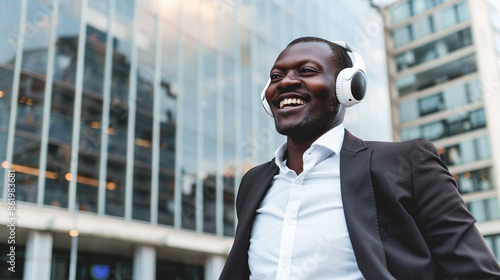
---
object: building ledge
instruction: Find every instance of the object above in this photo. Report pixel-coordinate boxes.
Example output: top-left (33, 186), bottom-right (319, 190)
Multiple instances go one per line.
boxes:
top-left (0, 200), bottom-right (234, 256)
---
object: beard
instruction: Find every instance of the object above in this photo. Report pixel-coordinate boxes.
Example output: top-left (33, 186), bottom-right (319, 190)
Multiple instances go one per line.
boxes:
top-left (274, 104), bottom-right (342, 143)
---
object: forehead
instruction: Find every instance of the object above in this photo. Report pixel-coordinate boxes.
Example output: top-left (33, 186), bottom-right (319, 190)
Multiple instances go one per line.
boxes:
top-left (273, 41), bottom-right (334, 69)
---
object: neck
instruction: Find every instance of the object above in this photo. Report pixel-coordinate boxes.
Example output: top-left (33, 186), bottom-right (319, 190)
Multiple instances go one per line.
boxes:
top-left (285, 134), bottom-right (321, 175)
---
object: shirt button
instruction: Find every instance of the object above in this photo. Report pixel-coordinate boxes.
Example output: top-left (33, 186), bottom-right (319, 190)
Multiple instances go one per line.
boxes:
top-left (295, 179), bottom-right (301, 184)
top-left (287, 218), bottom-right (293, 225)
top-left (281, 260), bottom-right (287, 267)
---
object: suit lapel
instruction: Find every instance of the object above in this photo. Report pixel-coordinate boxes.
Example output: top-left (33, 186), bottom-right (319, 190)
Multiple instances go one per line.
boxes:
top-left (239, 161), bottom-right (280, 227)
top-left (340, 130), bottom-right (395, 280)
top-left (225, 161), bottom-right (279, 279)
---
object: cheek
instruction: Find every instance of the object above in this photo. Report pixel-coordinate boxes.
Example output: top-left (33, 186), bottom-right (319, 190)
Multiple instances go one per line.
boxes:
top-left (264, 90), bottom-right (273, 106)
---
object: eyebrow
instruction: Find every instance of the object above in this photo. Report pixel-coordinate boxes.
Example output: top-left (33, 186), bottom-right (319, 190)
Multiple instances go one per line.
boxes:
top-left (271, 58), bottom-right (319, 71)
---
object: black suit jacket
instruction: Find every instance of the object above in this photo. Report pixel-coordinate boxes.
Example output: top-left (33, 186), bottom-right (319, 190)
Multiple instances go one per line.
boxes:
top-left (220, 130), bottom-right (500, 280)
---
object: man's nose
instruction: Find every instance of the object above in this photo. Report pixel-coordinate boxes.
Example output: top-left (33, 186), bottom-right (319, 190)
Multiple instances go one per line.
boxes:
top-left (277, 74), bottom-right (301, 92)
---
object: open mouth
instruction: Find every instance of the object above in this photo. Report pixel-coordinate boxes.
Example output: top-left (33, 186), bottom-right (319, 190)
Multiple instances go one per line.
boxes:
top-left (278, 97), bottom-right (307, 109)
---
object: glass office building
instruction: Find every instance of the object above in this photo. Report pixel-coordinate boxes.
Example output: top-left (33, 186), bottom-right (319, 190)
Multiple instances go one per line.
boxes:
top-left (383, 0), bottom-right (500, 259)
top-left (0, 0), bottom-right (389, 279)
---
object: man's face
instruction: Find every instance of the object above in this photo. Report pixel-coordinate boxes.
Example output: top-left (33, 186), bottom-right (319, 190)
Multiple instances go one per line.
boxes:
top-left (265, 41), bottom-right (343, 142)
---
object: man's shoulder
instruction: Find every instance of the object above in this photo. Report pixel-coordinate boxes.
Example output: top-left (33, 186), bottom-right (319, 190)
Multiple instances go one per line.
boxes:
top-left (364, 137), bottom-right (435, 151)
top-left (243, 159), bottom-right (277, 179)
top-left (362, 137), bottom-right (440, 164)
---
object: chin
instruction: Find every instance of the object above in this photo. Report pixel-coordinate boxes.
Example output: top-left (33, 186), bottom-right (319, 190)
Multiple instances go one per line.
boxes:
top-left (275, 121), bottom-right (315, 141)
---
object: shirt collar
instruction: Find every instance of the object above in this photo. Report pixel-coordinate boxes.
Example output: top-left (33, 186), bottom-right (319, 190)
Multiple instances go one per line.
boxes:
top-left (274, 123), bottom-right (345, 169)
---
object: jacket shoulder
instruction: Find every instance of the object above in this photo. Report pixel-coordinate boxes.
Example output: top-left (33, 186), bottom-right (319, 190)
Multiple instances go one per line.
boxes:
top-left (365, 138), bottom-right (438, 156)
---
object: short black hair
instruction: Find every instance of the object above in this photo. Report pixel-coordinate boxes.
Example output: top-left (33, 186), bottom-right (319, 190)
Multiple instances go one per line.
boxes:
top-left (287, 37), bottom-right (353, 71)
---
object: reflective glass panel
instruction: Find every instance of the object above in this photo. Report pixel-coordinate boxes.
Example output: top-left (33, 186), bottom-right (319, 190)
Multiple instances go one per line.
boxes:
top-left (44, 86), bottom-right (74, 208)
top-left (397, 54), bottom-right (477, 96)
top-left (398, 79), bottom-right (481, 123)
top-left (158, 20), bottom-right (177, 227)
top-left (181, 83), bottom-right (197, 230)
top-left (132, 8), bottom-right (156, 222)
top-left (439, 136), bottom-right (490, 167)
top-left (467, 197), bottom-right (500, 222)
top-left (0, 0), bottom-right (22, 189)
top-left (401, 108), bottom-right (486, 141)
top-left (392, 1), bottom-right (469, 48)
top-left (105, 0), bottom-right (134, 217)
top-left (395, 28), bottom-right (472, 71)
top-left (455, 167), bottom-right (493, 194)
top-left (76, 95), bottom-right (102, 213)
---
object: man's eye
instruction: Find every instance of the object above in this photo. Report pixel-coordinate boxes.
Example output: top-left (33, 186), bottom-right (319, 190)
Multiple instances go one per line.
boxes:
top-left (302, 68), bottom-right (315, 73)
top-left (270, 74), bottom-right (281, 80)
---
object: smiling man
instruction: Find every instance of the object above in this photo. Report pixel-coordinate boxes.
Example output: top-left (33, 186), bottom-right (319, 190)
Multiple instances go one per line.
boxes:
top-left (219, 37), bottom-right (500, 280)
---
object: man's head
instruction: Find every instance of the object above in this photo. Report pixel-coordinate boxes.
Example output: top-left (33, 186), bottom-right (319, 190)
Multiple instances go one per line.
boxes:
top-left (264, 37), bottom-right (353, 142)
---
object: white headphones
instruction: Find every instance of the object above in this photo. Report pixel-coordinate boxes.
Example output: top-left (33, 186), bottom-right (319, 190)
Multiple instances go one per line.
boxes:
top-left (260, 41), bottom-right (367, 117)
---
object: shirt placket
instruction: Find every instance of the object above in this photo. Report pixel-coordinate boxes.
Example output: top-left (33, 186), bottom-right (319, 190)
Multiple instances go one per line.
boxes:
top-left (276, 148), bottom-right (318, 280)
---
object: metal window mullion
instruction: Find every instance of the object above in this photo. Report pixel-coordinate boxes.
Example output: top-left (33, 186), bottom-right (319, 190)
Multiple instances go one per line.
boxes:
top-left (124, 0), bottom-right (140, 220)
top-left (173, 2), bottom-right (185, 229)
top-left (37, 0), bottom-right (59, 205)
top-left (98, 0), bottom-right (116, 215)
top-left (195, 4), bottom-right (205, 233)
top-left (2, 0), bottom-right (28, 198)
top-left (215, 14), bottom-right (224, 236)
top-left (250, 20), bottom-right (259, 165)
top-left (150, 5), bottom-right (162, 225)
top-left (233, 4), bottom-right (243, 232)
top-left (68, 0), bottom-right (89, 211)
top-left (265, 0), bottom-right (276, 158)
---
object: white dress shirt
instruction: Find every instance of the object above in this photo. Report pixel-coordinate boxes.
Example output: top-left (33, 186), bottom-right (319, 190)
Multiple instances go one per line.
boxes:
top-left (248, 124), bottom-right (365, 280)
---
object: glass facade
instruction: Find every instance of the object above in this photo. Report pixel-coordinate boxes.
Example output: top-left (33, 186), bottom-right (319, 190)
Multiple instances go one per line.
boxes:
top-left (390, 0), bottom-right (452, 24)
top-left (51, 250), bottom-right (133, 280)
top-left (398, 79), bottom-right (481, 123)
top-left (396, 54), bottom-right (477, 96)
top-left (392, 1), bottom-right (469, 48)
top-left (467, 197), bottom-right (500, 222)
top-left (401, 108), bottom-right (486, 141)
top-left (485, 234), bottom-right (500, 262)
top-left (394, 28), bottom-right (473, 71)
top-left (438, 136), bottom-right (490, 167)
top-left (454, 167), bottom-right (494, 194)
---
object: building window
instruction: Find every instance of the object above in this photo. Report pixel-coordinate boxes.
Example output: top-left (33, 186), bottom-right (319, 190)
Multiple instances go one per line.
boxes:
top-left (398, 80), bottom-right (482, 123)
top-left (401, 108), bottom-right (487, 141)
top-left (393, 26), bottom-right (413, 47)
top-left (51, 249), bottom-right (133, 280)
top-left (397, 54), bottom-right (477, 97)
top-left (156, 260), bottom-right (204, 279)
top-left (454, 167), bottom-right (493, 194)
top-left (392, 1), bottom-right (469, 48)
top-left (390, 0), bottom-right (452, 24)
top-left (390, 1), bottom-right (412, 24)
top-left (484, 234), bottom-right (500, 262)
top-left (395, 28), bottom-right (473, 71)
top-left (438, 136), bottom-right (490, 167)
top-left (418, 94), bottom-right (443, 115)
top-left (466, 197), bottom-right (500, 222)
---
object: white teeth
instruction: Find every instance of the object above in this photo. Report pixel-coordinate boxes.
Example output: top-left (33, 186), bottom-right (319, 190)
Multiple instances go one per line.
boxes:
top-left (279, 98), bottom-right (306, 109)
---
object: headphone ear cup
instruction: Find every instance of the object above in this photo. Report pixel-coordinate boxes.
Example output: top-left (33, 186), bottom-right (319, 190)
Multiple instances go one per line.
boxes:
top-left (261, 79), bottom-right (273, 117)
top-left (336, 69), bottom-right (367, 107)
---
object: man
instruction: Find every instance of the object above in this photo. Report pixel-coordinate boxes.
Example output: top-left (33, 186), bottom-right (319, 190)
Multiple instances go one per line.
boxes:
top-left (219, 37), bottom-right (500, 279)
